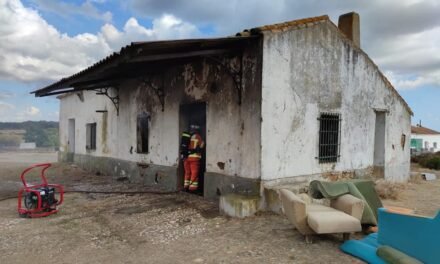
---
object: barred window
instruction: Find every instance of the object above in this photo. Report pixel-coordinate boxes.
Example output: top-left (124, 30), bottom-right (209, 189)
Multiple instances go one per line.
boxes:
top-left (86, 123), bottom-right (97, 150)
top-left (318, 113), bottom-right (341, 163)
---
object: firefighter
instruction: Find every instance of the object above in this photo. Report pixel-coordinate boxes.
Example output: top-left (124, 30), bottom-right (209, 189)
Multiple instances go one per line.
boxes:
top-left (183, 124), bottom-right (204, 192)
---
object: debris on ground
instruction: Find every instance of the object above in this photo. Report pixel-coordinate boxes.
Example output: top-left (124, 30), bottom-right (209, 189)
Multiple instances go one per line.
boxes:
top-left (421, 173), bottom-right (437, 181)
top-left (0, 154), bottom-right (439, 263)
top-left (375, 179), bottom-right (406, 200)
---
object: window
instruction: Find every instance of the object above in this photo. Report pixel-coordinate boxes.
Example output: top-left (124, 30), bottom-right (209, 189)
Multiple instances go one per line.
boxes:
top-left (318, 113), bottom-right (341, 163)
top-left (434, 142), bottom-right (438, 149)
top-left (86, 123), bottom-right (97, 150)
top-left (137, 112), bottom-right (150, 153)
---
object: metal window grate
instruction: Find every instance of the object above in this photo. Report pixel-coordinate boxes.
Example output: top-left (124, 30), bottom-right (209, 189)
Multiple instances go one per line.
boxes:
top-left (317, 113), bottom-right (341, 163)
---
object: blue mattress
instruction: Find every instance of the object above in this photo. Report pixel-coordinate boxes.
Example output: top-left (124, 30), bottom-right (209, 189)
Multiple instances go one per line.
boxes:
top-left (340, 233), bottom-right (386, 264)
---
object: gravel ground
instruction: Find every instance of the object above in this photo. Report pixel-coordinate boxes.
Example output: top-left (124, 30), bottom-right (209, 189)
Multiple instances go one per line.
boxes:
top-left (0, 153), bottom-right (438, 264)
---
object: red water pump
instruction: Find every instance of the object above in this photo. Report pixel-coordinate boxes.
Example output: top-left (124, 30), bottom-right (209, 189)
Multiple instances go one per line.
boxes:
top-left (18, 163), bottom-right (64, 218)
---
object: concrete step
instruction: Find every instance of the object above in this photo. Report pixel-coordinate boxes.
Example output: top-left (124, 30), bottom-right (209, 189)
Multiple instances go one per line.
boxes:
top-left (219, 194), bottom-right (260, 218)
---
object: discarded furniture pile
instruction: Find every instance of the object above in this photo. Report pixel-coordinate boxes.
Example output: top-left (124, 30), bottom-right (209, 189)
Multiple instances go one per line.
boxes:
top-left (279, 179), bottom-right (438, 264)
top-left (279, 189), bottom-right (363, 243)
top-left (341, 208), bottom-right (439, 264)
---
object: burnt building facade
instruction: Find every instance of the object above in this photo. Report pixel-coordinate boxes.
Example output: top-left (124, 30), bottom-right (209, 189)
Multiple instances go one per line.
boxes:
top-left (34, 13), bottom-right (412, 202)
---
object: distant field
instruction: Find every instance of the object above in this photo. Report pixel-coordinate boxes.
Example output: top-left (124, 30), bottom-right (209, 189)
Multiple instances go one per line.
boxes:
top-left (0, 151), bottom-right (57, 164)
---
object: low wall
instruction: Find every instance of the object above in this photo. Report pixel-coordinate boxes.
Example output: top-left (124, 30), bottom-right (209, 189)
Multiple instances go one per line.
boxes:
top-left (59, 152), bottom-right (261, 199)
top-left (59, 152), bottom-right (179, 191)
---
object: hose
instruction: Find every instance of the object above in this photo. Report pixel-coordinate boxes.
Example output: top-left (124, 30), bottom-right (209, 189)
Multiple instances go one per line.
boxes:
top-left (0, 188), bottom-right (182, 202)
top-left (0, 196), bottom-right (17, 202)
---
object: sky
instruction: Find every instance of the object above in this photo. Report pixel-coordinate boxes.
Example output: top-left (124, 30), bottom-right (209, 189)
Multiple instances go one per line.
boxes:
top-left (0, 0), bottom-right (439, 130)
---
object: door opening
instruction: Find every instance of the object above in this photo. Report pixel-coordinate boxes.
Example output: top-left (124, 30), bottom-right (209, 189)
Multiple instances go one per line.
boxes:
top-left (179, 102), bottom-right (206, 196)
top-left (373, 111), bottom-right (386, 178)
top-left (67, 118), bottom-right (75, 162)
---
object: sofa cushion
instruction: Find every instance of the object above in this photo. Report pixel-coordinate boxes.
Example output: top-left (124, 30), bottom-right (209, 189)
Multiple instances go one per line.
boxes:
top-left (308, 203), bottom-right (337, 213)
top-left (307, 209), bottom-right (362, 234)
top-left (330, 194), bottom-right (365, 221)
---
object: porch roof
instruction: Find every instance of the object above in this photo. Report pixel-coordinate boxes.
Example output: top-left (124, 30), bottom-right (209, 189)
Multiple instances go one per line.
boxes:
top-left (32, 36), bottom-right (257, 97)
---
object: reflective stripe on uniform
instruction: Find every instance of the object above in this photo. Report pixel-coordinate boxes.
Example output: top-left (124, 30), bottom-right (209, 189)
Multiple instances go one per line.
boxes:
top-left (188, 153), bottom-right (202, 158)
top-left (190, 182), bottom-right (198, 186)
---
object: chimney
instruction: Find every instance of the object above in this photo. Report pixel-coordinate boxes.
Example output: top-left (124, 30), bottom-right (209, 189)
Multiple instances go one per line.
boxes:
top-left (338, 12), bottom-right (360, 47)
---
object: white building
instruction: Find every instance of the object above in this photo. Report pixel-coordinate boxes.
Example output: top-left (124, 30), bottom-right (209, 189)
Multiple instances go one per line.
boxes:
top-left (411, 125), bottom-right (440, 153)
top-left (19, 142), bottom-right (36, 150)
top-left (33, 13), bottom-right (412, 202)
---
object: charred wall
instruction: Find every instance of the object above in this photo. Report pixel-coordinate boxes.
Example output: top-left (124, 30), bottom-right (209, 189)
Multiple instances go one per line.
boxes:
top-left (58, 38), bottom-right (263, 197)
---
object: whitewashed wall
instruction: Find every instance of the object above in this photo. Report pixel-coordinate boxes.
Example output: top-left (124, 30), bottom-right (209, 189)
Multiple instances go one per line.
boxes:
top-left (59, 48), bottom-right (262, 181)
top-left (260, 21), bottom-right (411, 183)
top-left (411, 133), bottom-right (440, 152)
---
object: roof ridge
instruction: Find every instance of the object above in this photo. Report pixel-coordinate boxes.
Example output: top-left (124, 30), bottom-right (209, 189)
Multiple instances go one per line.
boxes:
top-left (250, 15), bottom-right (329, 34)
top-left (411, 125), bottom-right (440, 134)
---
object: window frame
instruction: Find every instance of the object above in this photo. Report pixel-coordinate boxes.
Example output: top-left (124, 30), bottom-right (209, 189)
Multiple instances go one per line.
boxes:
top-left (86, 122), bottom-right (97, 151)
top-left (136, 112), bottom-right (150, 154)
top-left (317, 112), bottom-right (341, 164)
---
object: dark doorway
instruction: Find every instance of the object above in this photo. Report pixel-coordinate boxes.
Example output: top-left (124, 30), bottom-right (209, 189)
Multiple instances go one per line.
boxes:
top-left (179, 102), bottom-right (206, 195)
top-left (67, 118), bottom-right (75, 162)
top-left (373, 111), bottom-right (386, 178)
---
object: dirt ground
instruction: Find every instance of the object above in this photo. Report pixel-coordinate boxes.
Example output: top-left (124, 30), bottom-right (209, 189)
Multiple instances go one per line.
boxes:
top-left (0, 152), bottom-right (439, 264)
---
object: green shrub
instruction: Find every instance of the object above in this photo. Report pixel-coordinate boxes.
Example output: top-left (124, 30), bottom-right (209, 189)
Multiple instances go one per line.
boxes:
top-left (417, 153), bottom-right (440, 170)
top-left (0, 134), bottom-right (22, 147)
top-left (424, 157), bottom-right (440, 170)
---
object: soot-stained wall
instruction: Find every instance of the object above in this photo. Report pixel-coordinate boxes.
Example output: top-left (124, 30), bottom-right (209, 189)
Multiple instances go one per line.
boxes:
top-left (59, 39), bottom-right (262, 196)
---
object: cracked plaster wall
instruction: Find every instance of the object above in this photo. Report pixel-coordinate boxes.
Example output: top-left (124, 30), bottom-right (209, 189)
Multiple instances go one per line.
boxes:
top-left (260, 21), bottom-right (411, 183)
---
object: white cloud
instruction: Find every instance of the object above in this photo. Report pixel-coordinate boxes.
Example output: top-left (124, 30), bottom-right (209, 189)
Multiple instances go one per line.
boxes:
top-left (0, 91), bottom-right (14, 100)
top-left (0, 0), bottom-right (200, 83)
top-left (101, 15), bottom-right (200, 50)
top-left (374, 25), bottom-right (440, 90)
top-left (385, 70), bottom-right (440, 90)
top-left (0, 0), bottom-right (112, 82)
top-left (13, 106), bottom-right (42, 121)
top-left (26, 106), bottom-right (40, 116)
top-left (1, 0), bottom-right (439, 91)
top-left (30, 0), bottom-right (113, 22)
top-left (0, 101), bottom-right (14, 114)
top-left (128, 0), bottom-right (440, 90)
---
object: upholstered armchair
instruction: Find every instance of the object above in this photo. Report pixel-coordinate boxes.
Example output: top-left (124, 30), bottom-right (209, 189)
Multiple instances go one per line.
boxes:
top-left (279, 189), bottom-right (364, 243)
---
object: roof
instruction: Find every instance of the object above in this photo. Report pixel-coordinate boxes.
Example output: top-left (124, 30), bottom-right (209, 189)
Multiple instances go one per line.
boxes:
top-left (31, 14), bottom-right (412, 116)
top-left (32, 15), bottom-right (332, 97)
top-left (32, 36), bottom-right (256, 97)
top-left (411, 126), bottom-right (440, 135)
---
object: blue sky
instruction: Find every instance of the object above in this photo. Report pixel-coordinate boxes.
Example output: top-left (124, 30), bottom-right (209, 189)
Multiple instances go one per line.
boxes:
top-left (1, 0), bottom-right (439, 131)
